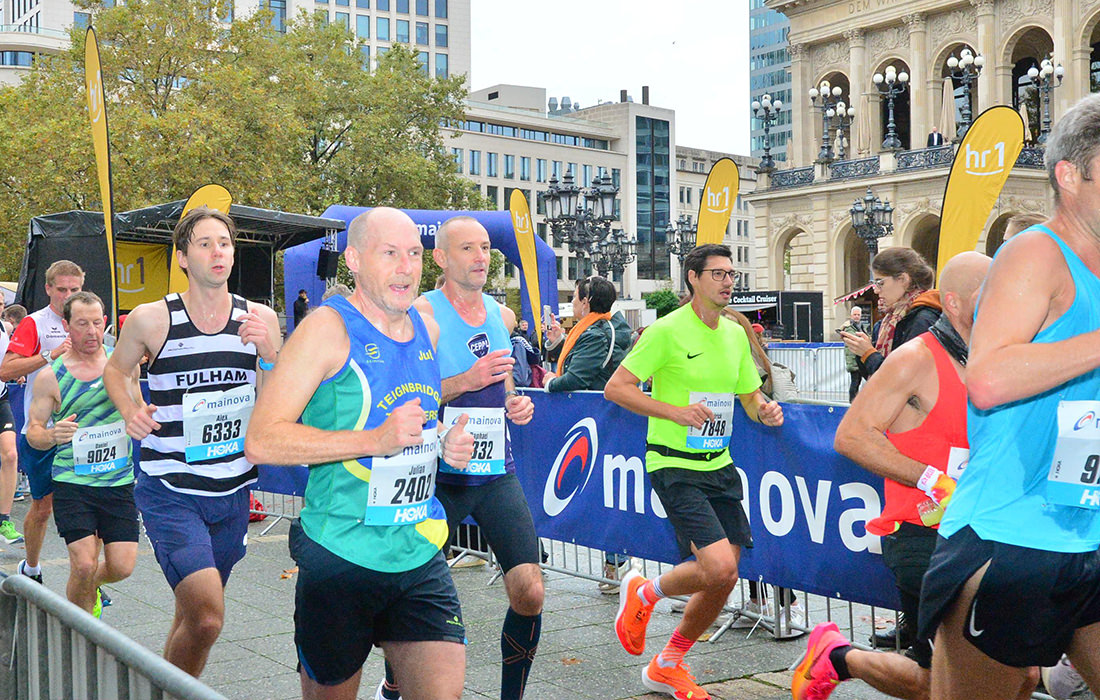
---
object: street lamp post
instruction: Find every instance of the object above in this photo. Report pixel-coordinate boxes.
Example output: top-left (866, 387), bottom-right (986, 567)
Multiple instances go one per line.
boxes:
top-left (541, 170), bottom-right (619, 256)
top-left (666, 214), bottom-right (697, 291)
top-left (1029, 57), bottom-right (1065, 144)
top-left (593, 229), bottom-right (637, 286)
top-left (752, 93), bottom-right (783, 173)
top-left (945, 48), bottom-right (985, 140)
top-left (849, 187), bottom-right (895, 274)
top-left (873, 65), bottom-right (910, 150)
top-left (833, 100), bottom-right (856, 160)
top-left (809, 80), bottom-right (846, 164)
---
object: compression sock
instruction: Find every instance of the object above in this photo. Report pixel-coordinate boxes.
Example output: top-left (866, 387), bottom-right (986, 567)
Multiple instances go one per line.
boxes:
top-left (380, 659), bottom-right (400, 700)
top-left (638, 575), bottom-right (665, 606)
top-left (500, 607), bottom-right (541, 700)
top-left (656, 629), bottom-right (694, 667)
top-left (829, 645), bottom-right (853, 681)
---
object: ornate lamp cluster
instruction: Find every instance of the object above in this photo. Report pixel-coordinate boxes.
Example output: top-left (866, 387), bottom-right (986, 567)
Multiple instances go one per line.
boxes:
top-left (541, 170), bottom-right (635, 282)
top-left (849, 187), bottom-right (894, 265)
top-left (808, 80), bottom-right (850, 164)
top-left (1028, 56), bottom-right (1064, 143)
top-left (873, 65), bottom-right (909, 150)
top-left (752, 93), bottom-right (783, 172)
top-left (945, 48), bottom-right (984, 140)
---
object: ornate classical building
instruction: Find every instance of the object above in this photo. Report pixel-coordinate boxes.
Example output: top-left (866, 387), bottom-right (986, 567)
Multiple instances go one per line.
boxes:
top-left (749, 0), bottom-right (1088, 329)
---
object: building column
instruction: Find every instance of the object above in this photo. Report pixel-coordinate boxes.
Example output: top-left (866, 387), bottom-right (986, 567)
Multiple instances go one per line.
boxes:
top-left (903, 14), bottom-right (929, 149)
top-left (788, 42), bottom-right (813, 167)
top-left (971, 0), bottom-right (998, 110)
top-left (845, 29), bottom-right (869, 156)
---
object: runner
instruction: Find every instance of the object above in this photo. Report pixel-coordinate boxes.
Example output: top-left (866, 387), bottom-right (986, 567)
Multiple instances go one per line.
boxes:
top-left (25, 291), bottom-right (140, 617)
top-left (919, 94), bottom-right (1100, 700)
top-left (1, 259), bottom-right (83, 582)
top-left (0, 295), bottom-right (22, 546)
top-left (792, 252), bottom-right (992, 700)
top-left (383, 214), bottom-right (541, 700)
top-left (103, 206), bottom-right (280, 677)
top-left (244, 206), bottom-right (473, 700)
top-left (604, 243), bottom-right (783, 700)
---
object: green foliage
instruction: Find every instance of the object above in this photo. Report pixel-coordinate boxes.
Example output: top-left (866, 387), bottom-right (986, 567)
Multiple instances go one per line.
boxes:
top-left (0, 0), bottom-right (483, 280)
top-left (643, 289), bottom-right (680, 318)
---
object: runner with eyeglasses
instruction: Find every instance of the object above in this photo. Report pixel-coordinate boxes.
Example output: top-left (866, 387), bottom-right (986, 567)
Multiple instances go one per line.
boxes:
top-left (604, 243), bottom-right (784, 700)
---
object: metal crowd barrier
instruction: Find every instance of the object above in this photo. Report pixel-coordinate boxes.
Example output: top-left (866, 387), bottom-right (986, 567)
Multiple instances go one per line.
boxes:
top-left (767, 343), bottom-right (850, 404)
top-left (0, 573), bottom-right (226, 700)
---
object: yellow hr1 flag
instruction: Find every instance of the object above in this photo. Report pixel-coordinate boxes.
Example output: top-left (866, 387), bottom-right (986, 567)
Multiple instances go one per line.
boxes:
top-left (170, 185), bottom-right (234, 293)
top-left (116, 243), bottom-right (170, 309)
top-left (84, 27), bottom-right (118, 328)
top-left (937, 106), bottom-right (1025, 278)
top-left (510, 189), bottom-right (543, 349)
top-left (695, 157), bottom-right (741, 246)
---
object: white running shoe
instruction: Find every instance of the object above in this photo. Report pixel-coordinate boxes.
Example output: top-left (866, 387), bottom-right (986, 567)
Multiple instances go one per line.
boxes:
top-left (1042, 656), bottom-right (1087, 700)
top-left (730, 599), bottom-right (770, 629)
top-left (775, 601), bottom-right (807, 639)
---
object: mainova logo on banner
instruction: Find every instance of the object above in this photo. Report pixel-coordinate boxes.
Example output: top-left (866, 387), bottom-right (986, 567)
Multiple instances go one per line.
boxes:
top-left (510, 189), bottom-right (544, 347)
top-left (695, 157), bottom-right (741, 246)
top-left (937, 105), bottom-right (1025, 277)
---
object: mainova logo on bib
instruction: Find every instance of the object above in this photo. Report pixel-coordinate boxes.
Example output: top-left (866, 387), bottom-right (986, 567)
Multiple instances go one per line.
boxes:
top-left (467, 332), bottom-right (490, 358)
top-left (543, 418), bottom-right (599, 516)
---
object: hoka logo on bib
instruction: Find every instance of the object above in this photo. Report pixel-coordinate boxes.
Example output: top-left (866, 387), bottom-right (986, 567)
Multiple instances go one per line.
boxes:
top-left (543, 418), bottom-right (598, 516)
top-left (394, 504), bottom-right (429, 522)
top-left (467, 333), bottom-right (490, 358)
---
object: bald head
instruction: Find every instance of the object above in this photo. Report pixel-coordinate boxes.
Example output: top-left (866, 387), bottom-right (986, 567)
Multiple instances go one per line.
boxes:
top-left (435, 215), bottom-right (485, 253)
top-left (939, 251), bottom-right (991, 338)
top-left (347, 207), bottom-right (418, 251)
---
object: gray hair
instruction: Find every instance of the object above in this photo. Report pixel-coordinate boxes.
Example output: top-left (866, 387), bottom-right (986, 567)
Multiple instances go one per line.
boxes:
top-left (1046, 93), bottom-right (1100, 203)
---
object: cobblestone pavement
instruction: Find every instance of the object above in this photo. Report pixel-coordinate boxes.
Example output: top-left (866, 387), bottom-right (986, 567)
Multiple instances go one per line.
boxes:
top-left (0, 498), bottom-right (924, 699)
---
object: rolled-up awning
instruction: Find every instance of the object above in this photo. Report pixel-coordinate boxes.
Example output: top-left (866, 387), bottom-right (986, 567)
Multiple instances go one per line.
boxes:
top-left (833, 282), bottom-right (875, 304)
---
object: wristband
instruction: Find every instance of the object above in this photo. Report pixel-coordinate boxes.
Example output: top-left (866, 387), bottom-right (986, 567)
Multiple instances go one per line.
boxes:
top-left (917, 465), bottom-right (956, 506)
top-left (258, 357), bottom-right (275, 371)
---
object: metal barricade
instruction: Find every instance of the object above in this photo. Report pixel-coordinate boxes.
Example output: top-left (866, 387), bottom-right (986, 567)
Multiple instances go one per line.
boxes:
top-left (249, 491), bottom-right (302, 536)
top-left (768, 344), bottom-right (850, 404)
top-left (0, 573), bottom-right (226, 700)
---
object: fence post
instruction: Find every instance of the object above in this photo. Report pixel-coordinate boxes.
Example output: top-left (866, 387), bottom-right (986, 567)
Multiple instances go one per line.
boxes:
top-left (0, 591), bottom-right (16, 700)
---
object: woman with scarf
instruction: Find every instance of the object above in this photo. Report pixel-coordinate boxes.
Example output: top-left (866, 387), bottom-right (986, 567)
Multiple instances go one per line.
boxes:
top-left (841, 247), bottom-right (940, 379)
top-left (543, 276), bottom-right (631, 393)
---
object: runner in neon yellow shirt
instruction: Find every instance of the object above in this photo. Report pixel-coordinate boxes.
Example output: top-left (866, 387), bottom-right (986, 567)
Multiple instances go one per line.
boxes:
top-left (605, 244), bottom-right (784, 700)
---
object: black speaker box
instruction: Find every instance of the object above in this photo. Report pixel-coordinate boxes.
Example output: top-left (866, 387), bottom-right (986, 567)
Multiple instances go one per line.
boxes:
top-left (316, 248), bottom-right (339, 279)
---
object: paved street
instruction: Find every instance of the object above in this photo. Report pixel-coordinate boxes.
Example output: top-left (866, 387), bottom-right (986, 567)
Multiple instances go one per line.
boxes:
top-left (1, 496), bottom-right (908, 700)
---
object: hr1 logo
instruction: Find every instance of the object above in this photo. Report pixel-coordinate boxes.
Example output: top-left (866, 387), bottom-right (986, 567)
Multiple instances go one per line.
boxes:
top-left (964, 142), bottom-right (1006, 176)
top-left (706, 185), bottom-right (731, 214)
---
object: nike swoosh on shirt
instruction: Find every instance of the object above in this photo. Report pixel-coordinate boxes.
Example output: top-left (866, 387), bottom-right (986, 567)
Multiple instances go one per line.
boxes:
top-left (687, 352), bottom-right (703, 359)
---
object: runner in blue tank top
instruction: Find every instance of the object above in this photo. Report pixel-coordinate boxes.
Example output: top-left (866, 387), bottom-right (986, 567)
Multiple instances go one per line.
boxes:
top-left (917, 94), bottom-right (1100, 700)
top-left (245, 207), bottom-right (475, 700)
top-left (381, 215), bottom-right (543, 700)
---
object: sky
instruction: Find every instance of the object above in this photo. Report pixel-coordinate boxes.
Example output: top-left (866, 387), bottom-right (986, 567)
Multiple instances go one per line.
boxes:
top-left (469, 0), bottom-right (752, 155)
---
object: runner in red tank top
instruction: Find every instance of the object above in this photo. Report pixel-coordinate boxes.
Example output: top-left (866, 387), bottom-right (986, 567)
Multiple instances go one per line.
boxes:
top-left (792, 252), bottom-right (1001, 700)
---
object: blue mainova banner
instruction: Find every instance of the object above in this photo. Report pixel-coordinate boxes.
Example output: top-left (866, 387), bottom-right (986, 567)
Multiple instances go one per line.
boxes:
top-left (509, 391), bottom-right (900, 610)
top-left (11, 380), bottom-right (898, 609)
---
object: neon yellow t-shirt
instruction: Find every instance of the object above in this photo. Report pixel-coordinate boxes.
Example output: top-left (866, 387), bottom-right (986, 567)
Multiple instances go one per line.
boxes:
top-left (621, 304), bottom-right (761, 472)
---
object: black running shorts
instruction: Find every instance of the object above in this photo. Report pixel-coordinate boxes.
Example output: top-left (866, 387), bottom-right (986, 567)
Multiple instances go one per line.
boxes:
top-left (648, 465), bottom-right (753, 561)
top-left (881, 522), bottom-right (938, 668)
top-left (0, 399), bottom-right (15, 434)
top-left (52, 481), bottom-right (139, 546)
top-left (289, 520), bottom-right (465, 686)
top-left (918, 524), bottom-right (1100, 667)
top-left (434, 473), bottom-right (540, 574)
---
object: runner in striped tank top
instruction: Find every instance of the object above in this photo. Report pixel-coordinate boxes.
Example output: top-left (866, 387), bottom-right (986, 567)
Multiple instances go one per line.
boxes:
top-left (104, 207), bottom-right (280, 677)
top-left (25, 291), bottom-right (140, 617)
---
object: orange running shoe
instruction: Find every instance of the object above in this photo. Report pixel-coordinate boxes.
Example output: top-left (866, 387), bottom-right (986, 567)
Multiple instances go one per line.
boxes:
top-left (791, 621), bottom-right (850, 700)
top-left (642, 655), bottom-right (711, 700)
top-left (615, 570), bottom-right (654, 655)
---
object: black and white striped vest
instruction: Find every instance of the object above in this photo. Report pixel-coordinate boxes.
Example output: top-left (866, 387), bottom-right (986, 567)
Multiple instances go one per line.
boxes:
top-left (141, 293), bottom-right (258, 496)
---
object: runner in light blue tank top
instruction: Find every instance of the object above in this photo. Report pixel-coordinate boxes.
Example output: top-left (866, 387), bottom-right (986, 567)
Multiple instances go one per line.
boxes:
top-left (941, 225), bottom-right (1100, 552)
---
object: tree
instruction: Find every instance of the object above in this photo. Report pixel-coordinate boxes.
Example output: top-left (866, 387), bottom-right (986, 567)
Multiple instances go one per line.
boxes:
top-left (643, 289), bottom-right (681, 318)
top-left (0, 0), bottom-right (486, 280)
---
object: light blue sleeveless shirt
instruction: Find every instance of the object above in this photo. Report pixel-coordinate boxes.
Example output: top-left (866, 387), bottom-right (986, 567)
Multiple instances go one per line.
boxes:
top-left (423, 290), bottom-right (514, 486)
top-left (941, 226), bottom-right (1100, 552)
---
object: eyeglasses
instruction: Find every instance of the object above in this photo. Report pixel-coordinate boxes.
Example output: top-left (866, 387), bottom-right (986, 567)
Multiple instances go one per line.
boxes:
top-left (702, 269), bottom-right (737, 282)
top-left (872, 277), bottom-right (887, 288)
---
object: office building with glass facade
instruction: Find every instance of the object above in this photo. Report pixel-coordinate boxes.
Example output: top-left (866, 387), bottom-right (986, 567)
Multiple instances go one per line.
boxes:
top-left (750, 0), bottom-right (792, 164)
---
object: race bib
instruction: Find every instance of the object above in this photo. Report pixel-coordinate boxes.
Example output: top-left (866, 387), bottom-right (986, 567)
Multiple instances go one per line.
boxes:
top-left (72, 420), bottom-right (129, 475)
top-left (686, 392), bottom-right (734, 450)
top-left (945, 446), bottom-right (970, 480)
top-left (1047, 401), bottom-right (1100, 509)
top-left (182, 384), bottom-right (254, 464)
top-left (364, 428), bottom-right (438, 526)
top-left (438, 406), bottom-right (506, 476)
